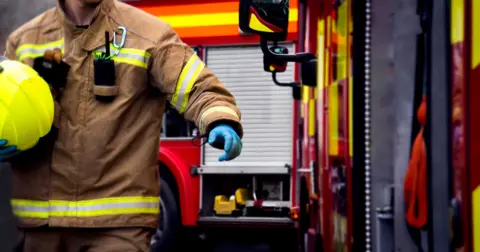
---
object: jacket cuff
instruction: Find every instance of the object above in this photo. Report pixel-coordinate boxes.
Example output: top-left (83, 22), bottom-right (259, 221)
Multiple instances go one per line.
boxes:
top-left (199, 106), bottom-right (243, 138)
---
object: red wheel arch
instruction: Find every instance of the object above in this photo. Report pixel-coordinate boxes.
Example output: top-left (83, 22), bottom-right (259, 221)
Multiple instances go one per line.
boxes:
top-left (158, 147), bottom-right (200, 226)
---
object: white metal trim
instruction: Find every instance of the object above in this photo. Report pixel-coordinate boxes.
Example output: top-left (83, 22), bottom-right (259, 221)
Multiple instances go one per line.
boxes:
top-left (198, 165), bottom-right (290, 174)
top-left (245, 201), bottom-right (291, 208)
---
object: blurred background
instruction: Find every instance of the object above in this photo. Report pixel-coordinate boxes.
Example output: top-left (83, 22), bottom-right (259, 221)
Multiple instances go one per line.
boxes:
top-left (0, 0), bottom-right (55, 53)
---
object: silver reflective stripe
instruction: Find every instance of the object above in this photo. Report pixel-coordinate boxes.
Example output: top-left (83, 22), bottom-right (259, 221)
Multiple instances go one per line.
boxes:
top-left (12, 202), bottom-right (158, 213)
top-left (49, 202), bottom-right (158, 212)
top-left (12, 205), bottom-right (48, 213)
top-left (95, 46), bottom-right (150, 68)
top-left (117, 52), bottom-right (148, 62)
top-left (11, 197), bottom-right (159, 218)
top-left (96, 47), bottom-right (149, 62)
top-left (174, 56), bottom-right (202, 110)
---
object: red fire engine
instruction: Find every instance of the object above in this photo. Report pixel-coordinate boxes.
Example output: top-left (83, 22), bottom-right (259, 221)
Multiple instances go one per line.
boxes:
top-left (124, 0), bottom-right (480, 251)
top-left (123, 0), bottom-right (302, 250)
top-left (237, 0), bottom-right (480, 251)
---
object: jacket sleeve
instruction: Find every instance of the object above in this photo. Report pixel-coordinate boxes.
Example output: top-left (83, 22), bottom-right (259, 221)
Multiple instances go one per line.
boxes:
top-left (5, 38), bottom-right (17, 60)
top-left (149, 24), bottom-right (243, 137)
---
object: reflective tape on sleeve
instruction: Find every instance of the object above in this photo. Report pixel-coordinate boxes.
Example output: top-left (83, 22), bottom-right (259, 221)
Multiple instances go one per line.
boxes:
top-left (199, 106), bottom-right (239, 134)
top-left (93, 45), bottom-right (151, 69)
top-left (15, 39), bottom-right (64, 62)
top-left (11, 196), bottom-right (160, 219)
top-left (170, 54), bottom-right (205, 113)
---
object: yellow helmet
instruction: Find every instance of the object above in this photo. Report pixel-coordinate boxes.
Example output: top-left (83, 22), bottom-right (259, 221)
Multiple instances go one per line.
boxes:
top-left (0, 58), bottom-right (54, 151)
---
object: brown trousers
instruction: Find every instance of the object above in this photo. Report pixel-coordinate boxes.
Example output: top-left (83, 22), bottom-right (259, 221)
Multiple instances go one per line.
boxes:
top-left (15, 227), bottom-right (154, 252)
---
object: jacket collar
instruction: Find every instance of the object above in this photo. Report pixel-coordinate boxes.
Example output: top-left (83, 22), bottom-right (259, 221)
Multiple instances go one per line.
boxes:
top-left (56, 0), bottom-right (116, 52)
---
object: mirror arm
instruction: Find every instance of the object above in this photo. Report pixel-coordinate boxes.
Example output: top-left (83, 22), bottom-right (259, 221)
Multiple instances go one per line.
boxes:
top-left (260, 38), bottom-right (315, 63)
top-left (272, 72), bottom-right (301, 88)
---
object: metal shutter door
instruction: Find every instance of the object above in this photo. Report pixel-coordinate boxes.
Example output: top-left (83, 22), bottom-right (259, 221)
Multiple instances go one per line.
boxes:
top-left (203, 44), bottom-right (295, 170)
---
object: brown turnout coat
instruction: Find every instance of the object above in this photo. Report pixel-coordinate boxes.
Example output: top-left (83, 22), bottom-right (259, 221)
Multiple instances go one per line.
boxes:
top-left (5, 0), bottom-right (242, 229)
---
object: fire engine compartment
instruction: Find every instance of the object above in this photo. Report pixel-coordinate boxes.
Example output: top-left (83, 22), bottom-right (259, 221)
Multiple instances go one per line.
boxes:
top-left (199, 174), bottom-right (292, 219)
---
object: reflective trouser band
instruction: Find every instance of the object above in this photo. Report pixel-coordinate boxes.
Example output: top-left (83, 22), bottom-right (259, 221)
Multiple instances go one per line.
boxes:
top-left (16, 39), bottom-right (64, 62)
top-left (93, 44), bottom-right (151, 69)
top-left (11, 196), bottom-right (160, 219)
top-left (171, 54), bottom-right (205, 114)
top-left (199, 106), bottom-right (239, 134)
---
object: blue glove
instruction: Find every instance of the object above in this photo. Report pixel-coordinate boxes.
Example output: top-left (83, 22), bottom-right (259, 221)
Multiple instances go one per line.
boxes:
top-left (208, 125), bottom-right (242, 161)
top-left (0, 139), bottom-right (19, 162)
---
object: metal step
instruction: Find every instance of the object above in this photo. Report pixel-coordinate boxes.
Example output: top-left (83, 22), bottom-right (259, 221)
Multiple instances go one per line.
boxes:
top-left (197, 216), bottom-right (295, 228)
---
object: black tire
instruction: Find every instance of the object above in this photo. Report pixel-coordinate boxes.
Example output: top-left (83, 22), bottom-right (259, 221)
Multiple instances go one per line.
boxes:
top-left (267, 229), bottom-right (298, 252)
top-left (150, 178), bottom-right (180, 252)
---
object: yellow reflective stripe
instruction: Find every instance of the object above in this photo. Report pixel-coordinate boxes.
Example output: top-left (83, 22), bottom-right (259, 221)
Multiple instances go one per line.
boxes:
top-left (94, 45), bottom-right (151, 69)
top-left (473, 0), bottom-right (480, 69)
top-left (308, 98), bottom-right (316, 136)
top-left (10, 196), bottom-right (159, 218)
top-left (199, 106), bottom-right (239, 134)
top-left (178, 59), bottom-right (205, 113)
top-left (51, 208), bottom-right (159, 217)
top-left (317, 19), bottom-right (325, 89)
top-left (11, 199), bottom-right (50, 219)
top-left (325, 17), bottom-right (331, 88)
top-left (450, 0), bottom-right (464, 43)
top-left (474, 186), bottom-right (480, 251)
top-left (171, 55), bottom-right (197, 106)
top-left (11, 199), bottom-right (49, 207)
top-left (16, 39), bottom-right (64, 62)
top-left (171, 54), bottom-right (205, 113)
top-left (328, 82), bottom-right (339, 156)
top-left (161, 9), bottom-right (298, 28)
top-left (336, 2), bottom-right (348, 81)
top-left (302, 86), bottom-right (309, 104)
top-left (14, 211), bottom-right (49, 219)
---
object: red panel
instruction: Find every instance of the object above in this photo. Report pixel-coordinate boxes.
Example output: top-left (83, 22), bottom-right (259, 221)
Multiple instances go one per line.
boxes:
top-left (469, 65), bottom-right (480, 190)
top-left (321, 1), bottom-right (334, 251)
top-left (128, 0), bottom-right (299, 46)
top-left (128, 0), bottom-right (298, 9)
top-left (174, 22), bottom-right (298, 40)
top-left (182, 33), bottom-right (298, 47)
top-left (451, 40), bottom-right (470, 252)
top-left (158, 139), bottom-right (201, 226)
top-left (138, 1), bottom-right (239, 15)
top-left (292, 42), bottom-right (300, 206)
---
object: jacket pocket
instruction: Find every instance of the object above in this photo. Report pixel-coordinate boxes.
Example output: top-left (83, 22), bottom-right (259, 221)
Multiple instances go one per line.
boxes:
top-left (93, 59), bottom-right (118, 102)
top-left (114, 63), bottom-right (148, 97)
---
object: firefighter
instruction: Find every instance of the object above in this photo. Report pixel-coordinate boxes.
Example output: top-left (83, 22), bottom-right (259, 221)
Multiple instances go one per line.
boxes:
top-left (1, 0), bottom-right (243, 251)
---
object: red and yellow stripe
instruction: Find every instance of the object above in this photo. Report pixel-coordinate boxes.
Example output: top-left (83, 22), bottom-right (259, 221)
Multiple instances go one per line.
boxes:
top-left (132, 0), bottom-right (298, 45)
top-left (326, 1), bottom-right (350, 157)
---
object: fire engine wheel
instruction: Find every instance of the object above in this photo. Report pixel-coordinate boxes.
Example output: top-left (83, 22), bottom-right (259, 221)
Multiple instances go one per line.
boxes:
top-left (267, 229), bottom-right (298, 252)
top-left (150, 178), bottom-right (180, 252)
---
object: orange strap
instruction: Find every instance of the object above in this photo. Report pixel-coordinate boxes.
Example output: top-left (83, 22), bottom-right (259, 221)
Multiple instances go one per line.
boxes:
top-left (404, 128), bottom-right (428, 229)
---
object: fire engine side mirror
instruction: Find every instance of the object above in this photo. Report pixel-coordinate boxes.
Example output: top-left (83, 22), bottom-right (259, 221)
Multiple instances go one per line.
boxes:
top-left (301, 59), bottom-right (317, 87)
top-left (238, 0), bottom-right (290, 42)
top-left (264, 45), bottom-right (289, 73)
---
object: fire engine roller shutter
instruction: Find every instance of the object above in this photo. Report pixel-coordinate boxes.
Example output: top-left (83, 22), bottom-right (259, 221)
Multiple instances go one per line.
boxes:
top-left (203, 44), bottom-right (295, 172)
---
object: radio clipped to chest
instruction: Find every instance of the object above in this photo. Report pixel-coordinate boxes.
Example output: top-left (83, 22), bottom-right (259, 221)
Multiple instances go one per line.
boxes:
top-left (92, 30), bottom-right (122, 102)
